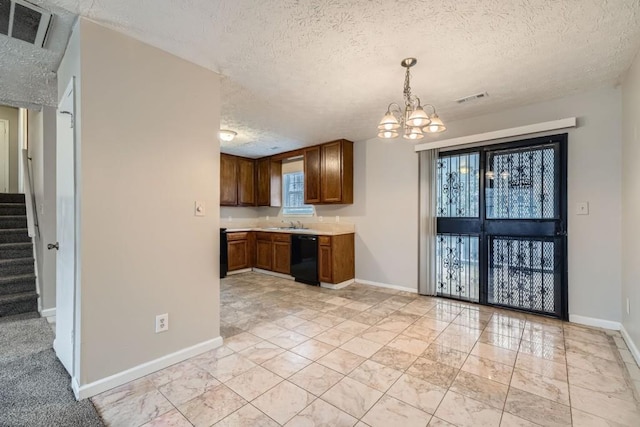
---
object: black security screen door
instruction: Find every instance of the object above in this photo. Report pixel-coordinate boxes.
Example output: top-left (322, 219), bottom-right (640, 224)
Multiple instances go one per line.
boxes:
top-left (436, 134), bottom-right (568, 319)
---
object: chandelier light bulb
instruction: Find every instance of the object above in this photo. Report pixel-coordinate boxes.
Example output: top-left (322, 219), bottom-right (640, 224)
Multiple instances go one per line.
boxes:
top-left (407, 105), bottom-right (431, 127)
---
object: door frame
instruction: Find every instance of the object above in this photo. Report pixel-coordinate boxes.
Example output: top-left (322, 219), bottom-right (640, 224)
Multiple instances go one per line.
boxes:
top-left (55, 78), bottom-right (79, 381)
top-left (0, 119), bottom-right (9, 193)
top-left (437, 133), bottom-right (568, 319)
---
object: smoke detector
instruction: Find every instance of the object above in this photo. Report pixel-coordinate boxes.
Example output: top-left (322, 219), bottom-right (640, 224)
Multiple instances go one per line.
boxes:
top-left (0, 0), bottom-right (53, 48)
top-left (455, 92), bottom-right (489, 104)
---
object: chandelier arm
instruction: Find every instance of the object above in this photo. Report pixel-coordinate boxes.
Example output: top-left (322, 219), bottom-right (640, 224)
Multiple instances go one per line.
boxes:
top-left (422, 104), bottom-right (437, 114)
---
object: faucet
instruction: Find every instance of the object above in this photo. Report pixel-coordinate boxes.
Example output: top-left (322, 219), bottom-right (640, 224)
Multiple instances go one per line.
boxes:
top-left (297, 221), bottom-right (304, 229)
top-left (289, 221), bottom-right (296, 229)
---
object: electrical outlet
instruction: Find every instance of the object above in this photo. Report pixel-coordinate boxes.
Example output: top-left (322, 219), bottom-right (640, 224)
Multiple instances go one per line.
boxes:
top-left (155, 313), bottom-right (169, 333)
top-left (627, 298), bottom-right (630, 315)
top-left (576, 202), bottom-right (589, 215)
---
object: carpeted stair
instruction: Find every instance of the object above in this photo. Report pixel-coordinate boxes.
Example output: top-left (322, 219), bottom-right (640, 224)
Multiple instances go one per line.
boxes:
top-left (0, 194), bottom-right (37, 318)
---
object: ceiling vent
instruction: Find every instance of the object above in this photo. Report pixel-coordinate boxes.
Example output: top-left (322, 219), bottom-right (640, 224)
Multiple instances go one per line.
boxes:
top-left (0, 0), bottom-right (52, 48)
top-left (456, 92), bottom-right (488, 104)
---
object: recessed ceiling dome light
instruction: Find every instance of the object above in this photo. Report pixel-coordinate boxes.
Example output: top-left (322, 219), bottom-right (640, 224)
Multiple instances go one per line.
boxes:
top-left (219, 130), bottom-right (237, 142)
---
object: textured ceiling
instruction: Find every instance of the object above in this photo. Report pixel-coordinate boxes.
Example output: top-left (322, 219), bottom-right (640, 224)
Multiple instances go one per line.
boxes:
top-left (0, 1), bottom-right (75, 108)
top-left (4, 0), bottom-right (640, 156)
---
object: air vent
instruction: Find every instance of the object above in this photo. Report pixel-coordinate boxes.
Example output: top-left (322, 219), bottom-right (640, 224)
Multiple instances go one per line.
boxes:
top-left (456, 92), bottom-right (489, 104)
top-left (0, 0), bottom-right (52, 47)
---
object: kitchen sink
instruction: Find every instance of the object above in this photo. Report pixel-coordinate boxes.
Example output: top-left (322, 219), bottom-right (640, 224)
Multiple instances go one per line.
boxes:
top-left (262, 226), bottom-right (309, 231)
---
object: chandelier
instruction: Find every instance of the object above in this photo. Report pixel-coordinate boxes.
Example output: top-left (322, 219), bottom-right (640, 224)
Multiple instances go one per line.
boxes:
top-left (377, 58), bottom-right (446, 140)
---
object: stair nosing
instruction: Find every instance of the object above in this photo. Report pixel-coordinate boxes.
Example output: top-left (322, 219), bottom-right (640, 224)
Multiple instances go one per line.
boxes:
top-left (0, 291), bottom-right (38, 302)
top-left (0, 257), bottom-right (34, 264)
top-left (0, 242), bottom-right (31, 248)
top-left (0, 273), bottom-right (36, 283)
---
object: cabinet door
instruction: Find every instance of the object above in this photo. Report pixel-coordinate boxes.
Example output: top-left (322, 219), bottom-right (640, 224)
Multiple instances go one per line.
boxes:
top-left (255, 239), bottom-right (273, 270)
top-left (237, 158), bottom-right (256, 206)
top-left (220, 154), bottom-right (238, 206)
top-left (304, 146), bottom-right (321, 204)
top-left (256, 158), bottom-right (271, 206)
top-left (321, 141), bottom-right (343, 203)
top-left (272, 241), bottom-right (291, 274)
top-left (318, 242), bottom-right (332, 283)
top-left (228, 240), bottom-right (248, 271)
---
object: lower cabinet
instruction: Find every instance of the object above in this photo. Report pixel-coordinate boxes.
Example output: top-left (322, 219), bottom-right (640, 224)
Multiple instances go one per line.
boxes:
top-left (272, 234), bottom-right (291, 274)
top-left (255, 233), bottom-right (273, 270)
top-left (227, 232), bottom-right (250, 271)
top-left (318, 234), bottom-right (355, 284)
top-left (226, 231), bottom-right (353, 283)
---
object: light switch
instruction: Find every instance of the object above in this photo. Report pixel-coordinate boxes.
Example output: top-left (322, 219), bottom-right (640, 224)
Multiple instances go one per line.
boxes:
top-left (195, 201), bottom-right (205, 217)
top-left (576, 202), bottom-right (589, 215)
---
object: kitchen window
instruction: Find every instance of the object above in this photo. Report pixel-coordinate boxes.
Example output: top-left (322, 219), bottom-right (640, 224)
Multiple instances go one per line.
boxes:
top-left (282, 171), bottom-right (314, 216)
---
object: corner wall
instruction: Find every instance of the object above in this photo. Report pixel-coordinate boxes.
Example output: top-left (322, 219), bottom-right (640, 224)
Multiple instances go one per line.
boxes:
top-left (622, 51), bottom-right (640, 360)
top-left (58, 18), bottom-right (222, 391)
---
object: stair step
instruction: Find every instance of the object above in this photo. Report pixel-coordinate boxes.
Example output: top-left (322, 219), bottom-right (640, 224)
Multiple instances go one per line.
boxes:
top-left (0, 203), bottom-right (26, 216)
top-left (0, 216), bottom-right (27, 229)
top-left (0, 257), bottom-right (35, 276)
top-left (0, 273), bottom-right (36, 296)
top-left (0, 193), bottom-right (25, 204)
top-left (0, 291), bottom-right (38, 317)
top-left (0, 242), bottom-right (32, 259)
top-left (0, 229), bottom-right (30, 243)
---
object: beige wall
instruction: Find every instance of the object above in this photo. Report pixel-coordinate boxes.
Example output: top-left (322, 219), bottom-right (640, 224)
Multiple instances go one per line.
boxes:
top-left (58, 19), bottom-right (221, 387)
top-left (0, 105), bottom-right (19, 192)
top-left (622, 51), bottom-right (640, 356)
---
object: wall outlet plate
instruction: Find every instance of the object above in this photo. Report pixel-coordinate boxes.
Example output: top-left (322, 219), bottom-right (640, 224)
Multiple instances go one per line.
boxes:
top-left (195, 201), bottom-right (205, 216)
top-left (576, 202), bottom-right (589, 215)
top-left (156, 313), bottom-right (169, 333)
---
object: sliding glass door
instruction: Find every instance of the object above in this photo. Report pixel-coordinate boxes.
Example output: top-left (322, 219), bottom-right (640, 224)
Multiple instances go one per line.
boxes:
top-left (435, 134), bottom-right (568, 319)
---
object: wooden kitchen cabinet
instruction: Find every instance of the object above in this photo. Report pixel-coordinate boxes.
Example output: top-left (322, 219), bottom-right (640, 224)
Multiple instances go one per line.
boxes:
top-left (272, 234), bottom-right (291, 274)
top-left (227, 232), bottom-right (250, 271)
top-left (303, 146), bottom-right (321, 204)
top-left (304, 140), bottom-right (353, 205)
top-left (220, 154), bottom-right (256, 206)
top-left (220, 154), bottom-right (238, 206)
top-left (255, 232), bottom-right (273, 270)
top-left (257, 158), bottom-right (282, 207)
top-left (318, 234), bottom-right (355, 284)
top-left (321, 140), bottom-right (353, 204)
top-left (237, 157), bottom-right (256, 206)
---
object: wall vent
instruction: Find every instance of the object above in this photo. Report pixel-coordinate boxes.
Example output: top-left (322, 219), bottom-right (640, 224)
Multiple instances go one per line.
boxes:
top-left (0, 0), bottom-right (52, 48)
top-left (456, 92), bottom-right (489, 104)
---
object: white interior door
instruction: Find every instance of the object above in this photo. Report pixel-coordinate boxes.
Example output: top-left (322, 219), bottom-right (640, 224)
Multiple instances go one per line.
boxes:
top-left (0, 120), bottom-right (9, 193)
top-left (55, 79), bottom-right (76, 376)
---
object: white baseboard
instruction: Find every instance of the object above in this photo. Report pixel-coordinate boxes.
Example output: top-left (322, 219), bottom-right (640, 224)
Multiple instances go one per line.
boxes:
top-left (226, 268), bottom-right (252, 275)
top-left (252, 268), bottom-right (295, 281)
top-left (569, 314), bottom-right (621, 331)
top-left (73, 336), bottom-right (223, 400)
top-left (41, 307), bottom-right (56, 318)
top-left (355, 278), bottom-right (417, 294)
top-left (321, 279), bottom-right (354, 290)
top-left (621, 325), bottom-right (640, 366)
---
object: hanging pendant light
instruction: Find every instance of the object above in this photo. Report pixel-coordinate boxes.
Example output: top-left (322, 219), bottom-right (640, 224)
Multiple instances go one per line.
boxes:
top-left (377, 58), bottom-right (446, 140)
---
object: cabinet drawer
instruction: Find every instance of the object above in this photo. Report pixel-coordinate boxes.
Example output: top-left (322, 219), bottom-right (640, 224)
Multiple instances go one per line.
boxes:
top-left (227, 232), bottom-right (248, 241)
top-left (273, 233), bottom-right (291, 242)
top-left (255, 232), bottom-right (273, 241)
top-left (318, 236), bottom-right (331, 245)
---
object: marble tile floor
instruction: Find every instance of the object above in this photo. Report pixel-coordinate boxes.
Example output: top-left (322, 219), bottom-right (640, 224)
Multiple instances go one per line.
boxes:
top-left (92, 272), bottom-right (640, 426)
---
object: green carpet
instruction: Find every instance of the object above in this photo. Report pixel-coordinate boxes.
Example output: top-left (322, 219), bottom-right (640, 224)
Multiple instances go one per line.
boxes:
top-left (0, 315), bottom-right (104, 426)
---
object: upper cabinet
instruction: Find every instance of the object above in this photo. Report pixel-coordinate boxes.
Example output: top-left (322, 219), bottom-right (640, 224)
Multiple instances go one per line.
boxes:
top-left (305, 139), bottom-right (353, 205)
top-left (220, 154), bottom-right (256, 206)
top-left (257, 158), bottom-right (282, 207)
top-left (220, 153), bottom-right (238, 206)
top-left (237, 157), bottom-right (256, 206)
top-left (303, 146), bottom-right (321, 204)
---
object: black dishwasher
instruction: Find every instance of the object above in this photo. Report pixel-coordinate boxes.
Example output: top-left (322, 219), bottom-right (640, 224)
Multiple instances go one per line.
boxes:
top-left (290, 234), bottom-right (319, 285)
